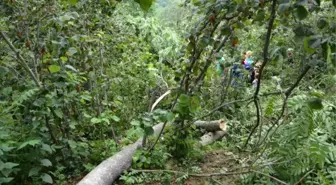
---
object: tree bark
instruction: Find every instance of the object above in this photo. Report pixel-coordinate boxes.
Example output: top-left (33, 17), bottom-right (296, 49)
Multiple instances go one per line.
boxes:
top-left (200, 130), bottom-right (227, 146)
top-left (77, 123), bottom-right (165, 185)
top-left (77, 119), bottom-right (227, 185)
top-left (194, 119), bottom-right (226, 132)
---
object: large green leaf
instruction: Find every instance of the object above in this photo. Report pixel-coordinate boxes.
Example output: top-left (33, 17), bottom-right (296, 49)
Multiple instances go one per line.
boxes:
top-left (67, 47), bottom-right (77, 56)
top-left (91, 118), bottom-right (101, 124)
top-left (48, 65), bottom-right (61, 73)
top-left (166, 112), bottom-right (174, 122)
top-left (54, 108), bottom-right (63, 118)
top-left (41, 144), bottom-right (53, 154)
top-left (303, 37), bottom-right (316, 54)
top-left (28, 167), bottom-right (40, 177)
top-left (0, 162), bottom-right (19, 170)
top-left (295, 6), bottom-right (308, 20)
top-left (41, 173), bottom-right (53, 184)
top-left (179, 94), bottom-right (190, 107)
top-left (307, 98), bottom-right (323, 110)
top-left (68, 0), bottom-right (78, 5)
top-left (143, 126), bottom-right (154, 135)
top-left (0, 178), bottom-right (14, 184)
top-left (189, 96), bottom-right (200, 113)
top-left (40, 159), bottom-right (52, 167)
top-left (111, 115), bottom-right (120, 122)
top-left (135, 0), bottom-right (154, 11)
top-left (18, 139), bottom-right (41, 150)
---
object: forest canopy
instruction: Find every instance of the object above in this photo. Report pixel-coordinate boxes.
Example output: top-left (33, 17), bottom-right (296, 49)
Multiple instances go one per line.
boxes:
top-left (0, 0), bottom-right (335, 185)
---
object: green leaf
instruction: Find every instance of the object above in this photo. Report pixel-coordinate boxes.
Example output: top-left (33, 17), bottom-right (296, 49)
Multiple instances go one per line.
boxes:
top-left (41, 144), bottom-right (53, 154)
top-left (67, 47), bottom-right (77, 56)
top-left (0, 66), bottom-right (9, 76)
top-left (40, 159), bottom-right (52, 167)
top-left (333, 0), bottom-right (336, 7)
top-left (179, 94), bottom-right (190, 107)
top-left (91, 118), bottom-right (101, 124)
top-left (307, 98), bottom-right (323, 110)
top-left (41, 173), bottom-right (53, 184)
top-left (28, 167), bottom-right (40, 177)
top-left (0, 178), bottom-right (14, 184)
top-left (199, 37), bottom-right (210, 49)
top-left (54, 108), bottom-right (63, 118)
top-left (68, 0), bottom-right (78, 5)
top-left (60, 56), bottom-right (68, 62)
top-left (144, 126), bottom-right (154, 136)
top-left (111, 115), bottom-right (120, 122)
top-left (221, 26), bottom-right (231, 35)
top-left (131, 120), bottom-right (140, 126)
top-left (166, 112), bottom-right (174, 122)
top-left (65, 64), bottom-right (77, 71)
top-left (48, 65), bottom-right (61, 73)
top-left (295, 6), bottom-right (308, 20)
top-left (135, 0), bottom-right (154, 11)
top-left (317, 18), bottom-right (328, 29)
top-left (189, 96), bottom-right (200, 113)
top-left (1, 162), bottom-right (19, 169)
top-left (303, 37), bottom-right (316, 54)
top-left (255, 10), bottom-right (265, 21)
top-left (18, 139), bottom-right (41, 150)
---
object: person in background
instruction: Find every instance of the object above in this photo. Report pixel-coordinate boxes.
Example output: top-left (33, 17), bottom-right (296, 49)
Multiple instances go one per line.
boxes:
top-left (287, 48), bottom-right (294, 64)
top-left (252, 61), bottom-right (263, 87)
top-left (243, 50), bottom-right (254, 70)
top-left (241, 51), bottom-right (246, 65)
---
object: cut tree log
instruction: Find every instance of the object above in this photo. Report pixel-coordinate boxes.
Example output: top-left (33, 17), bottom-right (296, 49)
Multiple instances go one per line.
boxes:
top-left (77, 119), bottom-right (227, 185)
top-left (200, 130), bottom-right (227, 146)
top-left (78, 90), bottom-right (173, 185)
top-left (77, 123), bottom-right (165, 185)
top-left (194, 119), bottom-right (226, 132)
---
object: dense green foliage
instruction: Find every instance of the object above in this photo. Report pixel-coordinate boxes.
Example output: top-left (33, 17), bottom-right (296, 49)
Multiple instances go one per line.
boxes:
top-left (0, 0), bottom-right (335, 184)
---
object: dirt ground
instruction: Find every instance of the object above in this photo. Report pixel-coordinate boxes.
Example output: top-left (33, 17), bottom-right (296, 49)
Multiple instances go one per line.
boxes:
top-left (184, 150), bottom-right (244, 185)
top-left (144, 149), bottom-right (247, 185)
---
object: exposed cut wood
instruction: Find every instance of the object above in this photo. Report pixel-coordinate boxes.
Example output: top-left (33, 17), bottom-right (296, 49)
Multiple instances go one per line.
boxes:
top-left (194, 119), bottom-right (226, 132)
top-left (200, 130), bottom-right (227, 146)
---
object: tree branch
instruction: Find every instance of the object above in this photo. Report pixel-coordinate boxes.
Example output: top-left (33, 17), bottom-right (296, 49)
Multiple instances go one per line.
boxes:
top-left (196, 97), bottom-right (254, 120)
top-left (131, 168), bottom-right (251, 177)
top-left (294, 169), bottom-right (314, 185)
top-left (245, 0), bottom-right (277, 147)
top-left (251, 170), bottom-right (288, 185)
top-left (0, 31), bottom-right (41, 88)
top-left (258, 65), bottom-right (311, 146)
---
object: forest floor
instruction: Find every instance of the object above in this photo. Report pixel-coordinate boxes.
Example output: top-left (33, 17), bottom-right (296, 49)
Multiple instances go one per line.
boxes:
top-left (116, 149), bottom-right (249, 185)
top-left (184, 150), bottom-right (244, 185)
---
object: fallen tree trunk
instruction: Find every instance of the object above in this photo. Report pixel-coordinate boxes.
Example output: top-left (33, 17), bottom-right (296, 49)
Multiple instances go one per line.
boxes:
top-left (77, 123), bottom-right (165, 185)
top-left (194, 119), bottom-right (226, 132)
top-left (77, 119), bottom-right (227, 185)
top-left (200, 130), bottom-right (227, 146)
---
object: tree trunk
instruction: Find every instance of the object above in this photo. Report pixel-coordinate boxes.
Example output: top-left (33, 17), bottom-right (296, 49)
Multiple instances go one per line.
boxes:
top-left (200, 130), bottom-right (227, 146)
top-left (77, 123), bottom-right (165, 185)
top-left (194, 119), bottom-right (226, 132)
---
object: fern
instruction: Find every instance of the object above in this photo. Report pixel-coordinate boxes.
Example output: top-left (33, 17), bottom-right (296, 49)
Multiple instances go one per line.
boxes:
top-left (5, 88), bottom-right (39, 112)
